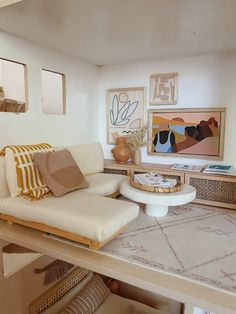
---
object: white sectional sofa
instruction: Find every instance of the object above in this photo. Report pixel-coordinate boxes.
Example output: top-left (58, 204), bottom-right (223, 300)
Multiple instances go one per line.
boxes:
top-left (0, 143), bottom-right (139, 249)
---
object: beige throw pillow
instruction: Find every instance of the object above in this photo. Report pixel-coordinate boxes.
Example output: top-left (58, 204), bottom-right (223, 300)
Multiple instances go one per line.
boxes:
top-left (60, 275), bottom-right (110, 314)
top-left (32, 149), bottom-right (89, 197)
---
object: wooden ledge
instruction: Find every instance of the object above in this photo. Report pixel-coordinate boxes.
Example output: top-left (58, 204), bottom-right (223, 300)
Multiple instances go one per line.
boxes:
top-left (0, 221), bottom-right (235, 314)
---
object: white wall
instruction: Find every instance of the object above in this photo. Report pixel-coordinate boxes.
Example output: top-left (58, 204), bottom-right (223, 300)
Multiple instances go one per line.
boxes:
top-left (42, 70), bottom-right (64, 115)
top-left (99, 54), bottom-right (236, 166)
top-left (0, 240), bottom-right (57, 314)
top-left (0, 31), bottom-right (99, 147)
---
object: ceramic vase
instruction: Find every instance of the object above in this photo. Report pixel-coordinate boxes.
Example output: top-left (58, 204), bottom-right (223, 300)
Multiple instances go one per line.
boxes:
top-left (112, 137), bottom-right (132, 163)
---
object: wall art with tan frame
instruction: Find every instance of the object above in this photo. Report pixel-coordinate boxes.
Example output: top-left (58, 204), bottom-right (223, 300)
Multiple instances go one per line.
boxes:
top-left (148, 108), bottom-right (226, 159)
top-left (150, 72), bottom-right (178, 105)
top-left (107, 87), bottom-right (146, 144)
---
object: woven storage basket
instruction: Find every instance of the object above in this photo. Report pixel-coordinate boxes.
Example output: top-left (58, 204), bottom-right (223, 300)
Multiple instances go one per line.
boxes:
top-left (130, 178), bottom-right (182, 193)
top-left (30, 267), bottom-right (89, 314)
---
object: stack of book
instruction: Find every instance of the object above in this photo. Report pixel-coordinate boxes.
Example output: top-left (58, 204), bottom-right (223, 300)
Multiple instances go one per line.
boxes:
top-left (203, 164), bottom-right (236, 175)
top-left (171, 164), bottom-right (203, 172)
top-left (134, 172), bottom-right (177, 188)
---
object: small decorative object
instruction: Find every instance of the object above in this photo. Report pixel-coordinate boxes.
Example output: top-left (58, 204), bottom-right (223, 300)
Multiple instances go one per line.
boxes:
top-left (133, 148), bottom-right (141, 165)
top-left (107, 87), bottom-right (145, 144)
top-left (203, 164), bottom-right (236, 175)
top-left (130, 179), bottom-right (182, 193)
top-left (148, 108), bottom-right (226, 159)
top-left (0, 86), bottom-right (4, 98)
top-left (131, 173), bottom-right (181, 193)
top-left (150, 72), bottom-right (178, 105)
top-left (171, 164), bottom-right (204, 172)
top-left (127, 124), bottom-right (148, 165)
top-left (106, 278), bottom-right (119, 294)
top-left (111, 136), bottom-right (132, 163)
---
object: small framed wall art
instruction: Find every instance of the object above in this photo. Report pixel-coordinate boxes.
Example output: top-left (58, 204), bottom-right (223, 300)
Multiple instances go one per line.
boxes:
top-left (107, 87), bottom-right (145, 144)
top-left (150, 72), bottom-right (178, 105)
top-left (148, 108), bottom-right (226, 159)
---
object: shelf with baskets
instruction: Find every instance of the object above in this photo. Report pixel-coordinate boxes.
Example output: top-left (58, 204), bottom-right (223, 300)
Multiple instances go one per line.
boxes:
top-left (104, 160), bottom-right (236, 210)
top-left (104, 160), bottom-right (185, 183)
top-left (185, 172), bottom-right (236, 210)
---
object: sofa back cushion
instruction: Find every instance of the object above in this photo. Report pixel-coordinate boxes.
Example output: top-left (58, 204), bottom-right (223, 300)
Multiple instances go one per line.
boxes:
top-left (0, 156), bottom-right (10, 198)
top-left (66, 143), bottom-right (104, 175)
top-left (0, 142), bottom-right (104, 199)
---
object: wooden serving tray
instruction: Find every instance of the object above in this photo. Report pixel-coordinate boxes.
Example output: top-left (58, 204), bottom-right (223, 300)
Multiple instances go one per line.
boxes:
top-left (130, 179), bottom-right (182, 193)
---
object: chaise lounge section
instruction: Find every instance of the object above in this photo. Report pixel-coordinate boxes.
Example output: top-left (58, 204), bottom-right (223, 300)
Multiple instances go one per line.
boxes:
top-left (0, 143), bottom-right (139, 249)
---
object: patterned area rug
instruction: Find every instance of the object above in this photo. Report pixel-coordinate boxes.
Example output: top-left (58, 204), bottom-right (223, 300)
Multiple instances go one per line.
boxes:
top-left (101, 201), bottom-right (236, 294)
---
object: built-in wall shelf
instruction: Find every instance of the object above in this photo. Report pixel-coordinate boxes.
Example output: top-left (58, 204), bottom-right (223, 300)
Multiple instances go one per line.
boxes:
top-left (104, 160), bottom-right (236, 210)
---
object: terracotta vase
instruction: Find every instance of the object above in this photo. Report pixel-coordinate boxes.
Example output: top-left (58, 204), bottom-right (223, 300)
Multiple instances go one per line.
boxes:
top-left (133, 148), bottom-right (141, 165)
top-left (112, 137), bottom-right (132, 163)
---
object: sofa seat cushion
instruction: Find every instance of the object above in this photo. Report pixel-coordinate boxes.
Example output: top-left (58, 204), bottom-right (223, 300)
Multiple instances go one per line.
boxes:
top-left (0, 191), bottom-right (139, 242)
top-left (95, 294), bottom-right (168, 314)
top-left (85, 173), bottom-right (127, 196)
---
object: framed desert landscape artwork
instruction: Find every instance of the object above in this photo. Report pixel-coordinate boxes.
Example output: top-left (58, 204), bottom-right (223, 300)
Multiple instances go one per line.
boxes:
top-left (148, 108), bottom-right (226, 159)
top-left (150, 72), bottom-right (178, 105)
top-left (107, 87), bottom-right (145, 144)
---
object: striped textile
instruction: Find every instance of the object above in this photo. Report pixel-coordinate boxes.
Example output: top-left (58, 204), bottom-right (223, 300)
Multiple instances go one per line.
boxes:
top-left (60, 275), bottom-right (110, 314)
top-left (6, 143), bottom-right (53, 200)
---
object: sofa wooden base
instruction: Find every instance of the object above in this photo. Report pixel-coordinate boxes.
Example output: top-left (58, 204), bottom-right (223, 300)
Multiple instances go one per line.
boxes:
top-left (0, 213), bottom-right (127, 250)
top-left (108, 191), bottom-right (121, 199)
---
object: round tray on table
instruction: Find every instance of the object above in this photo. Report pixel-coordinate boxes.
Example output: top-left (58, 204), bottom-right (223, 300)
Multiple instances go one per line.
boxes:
top-left (130, 178), bottom-right (182, 193)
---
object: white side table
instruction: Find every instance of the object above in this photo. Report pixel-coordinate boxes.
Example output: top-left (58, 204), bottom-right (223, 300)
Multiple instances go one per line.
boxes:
top-left (120, 181), bottom-right (196, 218)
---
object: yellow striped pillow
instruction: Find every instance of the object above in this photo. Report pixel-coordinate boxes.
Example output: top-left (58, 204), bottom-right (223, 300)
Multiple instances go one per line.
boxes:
top-left (4, 143), bottom-right (53, 200)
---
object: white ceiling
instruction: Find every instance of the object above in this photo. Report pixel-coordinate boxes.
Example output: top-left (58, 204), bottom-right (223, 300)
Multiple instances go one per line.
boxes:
top-left (0, 0), bottom-right (236, 65)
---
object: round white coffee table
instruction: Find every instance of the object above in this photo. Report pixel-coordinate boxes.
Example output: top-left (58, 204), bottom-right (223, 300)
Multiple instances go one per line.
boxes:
top-left (120, 181), bottom-right (196, 218)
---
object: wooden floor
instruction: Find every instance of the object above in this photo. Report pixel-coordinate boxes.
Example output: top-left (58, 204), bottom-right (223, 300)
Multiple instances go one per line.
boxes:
top-left (0, 221), bottom-right (235, 314)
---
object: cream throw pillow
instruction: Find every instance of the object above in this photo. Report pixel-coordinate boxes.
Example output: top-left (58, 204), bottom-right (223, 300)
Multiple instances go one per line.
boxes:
top-left (60, 275), bottom-right (110, 314)
top-left (4, 143), bottom-right (53, 199)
